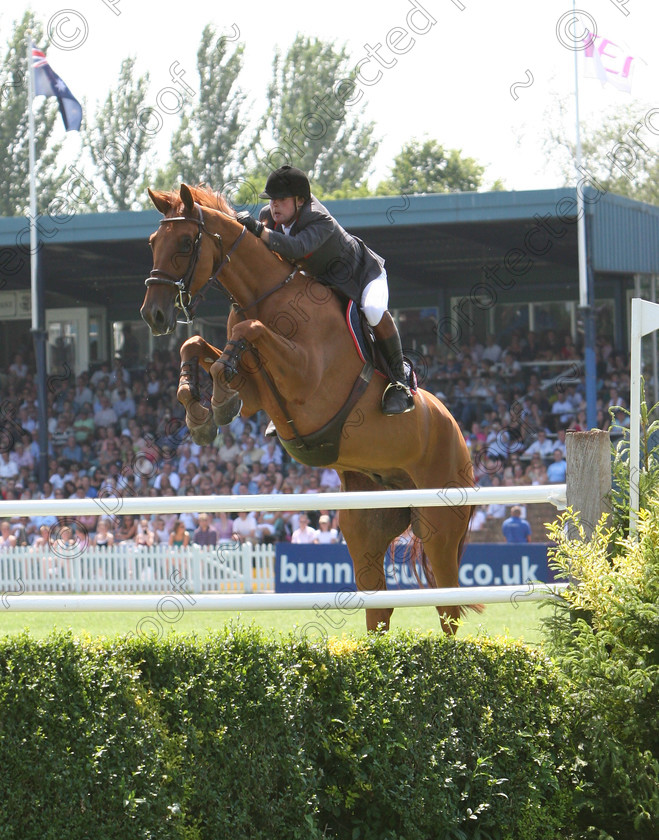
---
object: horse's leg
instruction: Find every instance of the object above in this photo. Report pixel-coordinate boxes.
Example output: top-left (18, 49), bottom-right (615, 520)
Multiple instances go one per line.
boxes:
top-left (217, 318), bottom-right (318, 403)
top-left (405, 423), bottom-right (474, 634)
top-left (178, 336), bottom-right (235, 444)
top-left (208, 338), bottom-right (264, 427)
top-left (208, 318), bottom-right (315, 435)
top-left (410, 503), bottom-right (473, 634)
top-left (338, 470), bottom-right (411, 632)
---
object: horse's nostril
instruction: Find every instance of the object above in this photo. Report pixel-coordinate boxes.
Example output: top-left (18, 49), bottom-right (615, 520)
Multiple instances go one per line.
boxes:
top-left (141, 304), bottom-right (166, 332)
top-left (153, 309), bottom-right (171, 333)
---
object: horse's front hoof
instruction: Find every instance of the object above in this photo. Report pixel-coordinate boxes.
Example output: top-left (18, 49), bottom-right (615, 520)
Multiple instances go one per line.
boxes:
top-left (187, 413), bottom-right (217, 445)
top-left (212, 393), bottom-right (243, 427)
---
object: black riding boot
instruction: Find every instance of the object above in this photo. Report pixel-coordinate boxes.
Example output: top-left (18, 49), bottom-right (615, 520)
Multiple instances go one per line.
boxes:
top-left (372, 313), bottom-right (415, 415)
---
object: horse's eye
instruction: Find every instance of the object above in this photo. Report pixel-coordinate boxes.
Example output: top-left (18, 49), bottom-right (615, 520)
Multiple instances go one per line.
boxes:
top-left (180, 237), bottom-right (193, 253)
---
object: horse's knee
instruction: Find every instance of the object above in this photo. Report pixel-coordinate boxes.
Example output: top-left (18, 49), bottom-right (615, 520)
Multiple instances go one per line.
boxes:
top-left (230, 318), bottom-right (264, 342)
top-left (180, 334), bottom-right (207, 355)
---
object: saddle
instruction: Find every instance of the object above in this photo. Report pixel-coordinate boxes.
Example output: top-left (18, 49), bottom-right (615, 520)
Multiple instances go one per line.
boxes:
top-left (345, 300), bottom-right (418, 394)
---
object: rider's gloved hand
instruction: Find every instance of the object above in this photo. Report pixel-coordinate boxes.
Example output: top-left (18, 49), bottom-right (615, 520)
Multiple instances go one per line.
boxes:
top-left (236, 211), bottom-right (264, 238)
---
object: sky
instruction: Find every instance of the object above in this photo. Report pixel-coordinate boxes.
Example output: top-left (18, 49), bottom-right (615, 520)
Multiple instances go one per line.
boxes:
top-left (10, 0), bottom-right (659, 192)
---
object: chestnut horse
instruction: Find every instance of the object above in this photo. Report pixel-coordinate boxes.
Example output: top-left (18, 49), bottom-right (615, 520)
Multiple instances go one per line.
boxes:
top-left (141, 184), bottom-right (475, 632)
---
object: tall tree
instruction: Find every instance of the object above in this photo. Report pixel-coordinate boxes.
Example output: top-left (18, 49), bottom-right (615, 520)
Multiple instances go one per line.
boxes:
top-left (155, 25), bottom-right (247, 193)
top-left (546, 100), bottom-right (659, 205)
top-left (85, 57), bottom-right (153, 211)
top-left (376, 138), bottom-right (485, 195)
top-left (255, 35), bottom-right (378, 195)
top-left (0, 12), bottom-right (70, 216)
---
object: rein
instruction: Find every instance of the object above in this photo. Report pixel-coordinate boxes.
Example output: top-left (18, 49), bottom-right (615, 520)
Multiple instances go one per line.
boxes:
top-left (144, 202), bottom-right (296, 324)
top-left (231, 269), bottom-right (297, 317)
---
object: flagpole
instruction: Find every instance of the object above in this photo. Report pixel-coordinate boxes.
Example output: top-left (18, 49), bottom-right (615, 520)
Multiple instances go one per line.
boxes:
top-left (573, 14), bottom-right (586, 308)
top-left (26, 33), bottom-right (49, 486)
top-left (27, 34), bottom-right (38, 332)
top-left (572, 2), bottom-right (597, 431)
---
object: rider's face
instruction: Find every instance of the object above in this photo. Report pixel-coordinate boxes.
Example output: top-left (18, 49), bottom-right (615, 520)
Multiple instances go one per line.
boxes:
top-left (269, 197), bottom-right (300, 226)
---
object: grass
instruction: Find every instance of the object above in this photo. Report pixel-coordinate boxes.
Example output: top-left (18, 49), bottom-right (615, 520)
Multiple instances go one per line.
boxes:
top-left (0, 600), bottom-right (550, 645)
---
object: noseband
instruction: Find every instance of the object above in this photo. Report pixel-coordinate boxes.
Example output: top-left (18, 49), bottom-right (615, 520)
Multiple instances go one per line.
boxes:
top-left (144, 202), bottom-right (246, 324)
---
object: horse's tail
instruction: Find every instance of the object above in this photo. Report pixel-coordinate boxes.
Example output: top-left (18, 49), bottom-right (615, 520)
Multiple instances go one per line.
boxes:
top-left (399, 506), bottom-right (484, 617)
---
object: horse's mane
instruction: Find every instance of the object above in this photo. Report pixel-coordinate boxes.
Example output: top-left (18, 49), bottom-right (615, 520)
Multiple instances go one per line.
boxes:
top-left (171, 184), bottom-right (237, 217)
top-left (163, 182), bottom-right (290, 267)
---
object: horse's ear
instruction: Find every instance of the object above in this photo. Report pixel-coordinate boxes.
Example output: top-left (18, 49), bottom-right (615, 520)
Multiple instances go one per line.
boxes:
top-left (148, 188), bottom-right (172, 215)
top-left (180, 183), bottom-right (195, 213)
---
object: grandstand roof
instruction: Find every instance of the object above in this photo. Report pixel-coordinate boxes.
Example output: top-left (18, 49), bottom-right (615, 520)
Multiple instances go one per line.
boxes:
top-left (1, 188), bottom-right (657, 321)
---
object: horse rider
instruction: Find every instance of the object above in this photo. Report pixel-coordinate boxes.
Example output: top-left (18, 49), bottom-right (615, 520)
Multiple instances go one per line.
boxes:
top-left (236, 165), bottom-right (415, 416)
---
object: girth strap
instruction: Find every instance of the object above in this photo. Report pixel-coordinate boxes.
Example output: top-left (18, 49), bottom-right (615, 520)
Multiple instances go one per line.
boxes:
top-left (275, 361), bottom-right (375, 467)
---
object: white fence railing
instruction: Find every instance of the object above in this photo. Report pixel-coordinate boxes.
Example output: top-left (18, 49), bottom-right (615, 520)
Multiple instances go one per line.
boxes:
top-left (4, 584), bottom-right (569, 613)
top-left (0, 482), bottom-right (576, 610)
top-left (0, 484), bottom-right (567, 518)
top-left (0, 544), bottom-right (275, 595)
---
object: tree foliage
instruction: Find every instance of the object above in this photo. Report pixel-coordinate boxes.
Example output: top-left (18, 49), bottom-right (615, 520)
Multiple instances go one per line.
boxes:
top-left (0, 12), bottom-right (70, 216)
top-left (547, 100), bottom-right (659, 205)
top-left (84, 57), bottom-right (153, 211)
top-left (376, 137), bottom-right (485, 195)
top-left (155, 25), bottom-right (248, 194)
top-left (254, 35), bottom-right (378, 195)
top-left (0, 16), bottom-right (495, 216)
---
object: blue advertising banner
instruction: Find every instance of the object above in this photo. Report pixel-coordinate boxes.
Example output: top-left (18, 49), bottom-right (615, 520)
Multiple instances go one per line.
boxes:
top-left (274, 542), bottom-right (553, 593)
top-left (457, 543), bottom-right (553, 587)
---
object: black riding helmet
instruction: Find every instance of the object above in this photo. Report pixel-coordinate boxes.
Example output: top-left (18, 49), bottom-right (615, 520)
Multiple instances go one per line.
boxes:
top-left (259, 165), bottom-right (311, 201)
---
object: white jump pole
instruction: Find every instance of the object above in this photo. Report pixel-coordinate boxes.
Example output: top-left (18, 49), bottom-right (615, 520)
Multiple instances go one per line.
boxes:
top-left (630, 299), bottom-right (642, 534)
top-left (0, 484), bottom-right (567, 519)
top-left (2, 584), bottom-right (570, 612)
top-left (629, 298), bottom-right (659, 535)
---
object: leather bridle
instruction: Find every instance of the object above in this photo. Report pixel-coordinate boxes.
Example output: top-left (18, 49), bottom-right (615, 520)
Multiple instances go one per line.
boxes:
top-left (144, 202), bottom-right (246, 324)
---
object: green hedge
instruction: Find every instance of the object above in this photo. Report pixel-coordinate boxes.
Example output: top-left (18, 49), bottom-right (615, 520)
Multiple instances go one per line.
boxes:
top-left (0, 628), bottom-right (576, 840)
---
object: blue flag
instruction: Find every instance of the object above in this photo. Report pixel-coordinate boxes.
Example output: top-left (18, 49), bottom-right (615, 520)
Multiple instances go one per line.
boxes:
top-left (31, 43), bottom-right (82, 132)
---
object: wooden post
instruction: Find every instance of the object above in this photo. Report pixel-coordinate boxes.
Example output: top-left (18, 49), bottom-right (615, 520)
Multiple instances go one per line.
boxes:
top-left (566, 429), bottom-right (612, 540)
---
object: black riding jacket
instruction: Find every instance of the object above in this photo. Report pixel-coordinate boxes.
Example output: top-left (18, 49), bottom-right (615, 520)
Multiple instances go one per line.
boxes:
top-left (259, 194), bottom-right (385, 302)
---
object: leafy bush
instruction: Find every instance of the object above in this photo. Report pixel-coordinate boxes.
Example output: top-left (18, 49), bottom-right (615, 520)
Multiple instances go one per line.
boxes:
top-left (545, 508), bottom-right (659, 839)
top-left (0, 627), bottom-right (576, 840)
top-left (608, 380), bottom-right (659, 541)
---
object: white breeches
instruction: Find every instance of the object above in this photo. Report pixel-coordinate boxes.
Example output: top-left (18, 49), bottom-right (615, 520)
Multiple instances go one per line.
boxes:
top-left (360, 270), bottom-right (389, 327)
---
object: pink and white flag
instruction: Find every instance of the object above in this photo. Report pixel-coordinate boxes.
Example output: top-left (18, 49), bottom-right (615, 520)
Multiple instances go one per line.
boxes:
top-left (582, 31), bottom-right (635, 93)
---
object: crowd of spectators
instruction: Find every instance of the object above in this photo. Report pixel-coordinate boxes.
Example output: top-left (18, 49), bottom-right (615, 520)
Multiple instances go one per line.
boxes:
top-left (0, 323), bottom-right (632, 549)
